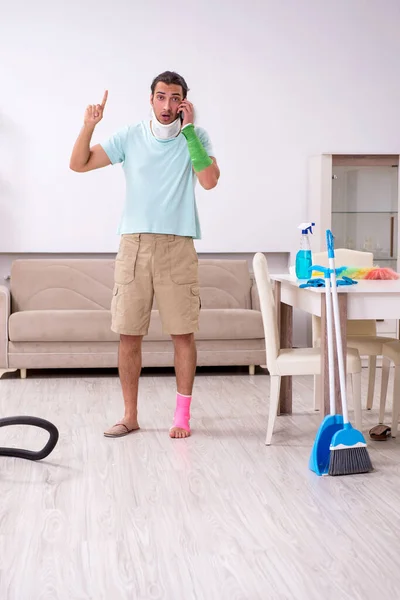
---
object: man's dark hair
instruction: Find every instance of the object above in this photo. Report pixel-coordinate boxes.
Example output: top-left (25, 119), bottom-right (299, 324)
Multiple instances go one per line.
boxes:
top-left (151, 71), bottom-right (189, 99)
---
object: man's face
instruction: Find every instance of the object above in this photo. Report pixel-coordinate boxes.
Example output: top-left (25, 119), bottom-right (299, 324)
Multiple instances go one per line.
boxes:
top-left (151, 82), bottom-right (184, 124)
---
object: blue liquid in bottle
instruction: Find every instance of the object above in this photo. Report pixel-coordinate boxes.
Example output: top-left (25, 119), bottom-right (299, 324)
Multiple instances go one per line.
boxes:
top-left (295, 249), bottom-right (312, 279)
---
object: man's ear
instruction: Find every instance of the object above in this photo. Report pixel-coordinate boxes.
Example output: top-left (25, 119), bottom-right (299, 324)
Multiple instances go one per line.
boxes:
top-left (150, 94), bottom-right (154, 107)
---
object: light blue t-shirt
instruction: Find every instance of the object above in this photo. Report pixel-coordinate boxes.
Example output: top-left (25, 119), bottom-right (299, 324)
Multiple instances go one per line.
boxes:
top-left (101, 121), bottom-right (214, 239)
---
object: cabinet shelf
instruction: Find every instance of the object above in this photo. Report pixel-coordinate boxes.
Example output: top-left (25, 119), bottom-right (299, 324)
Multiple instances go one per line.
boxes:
top-left (308, 154), bottom-right (400, 339)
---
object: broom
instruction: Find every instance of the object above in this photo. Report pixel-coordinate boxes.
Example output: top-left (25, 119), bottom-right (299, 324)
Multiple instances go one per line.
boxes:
top-left (326, 230), bottom-right (373, 476)
top-left (308, 264), bottom-right (343, 475)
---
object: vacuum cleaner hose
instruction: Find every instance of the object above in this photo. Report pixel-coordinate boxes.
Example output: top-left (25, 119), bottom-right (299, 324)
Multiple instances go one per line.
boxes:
top-left (0, 416), bottom-right (59, 460)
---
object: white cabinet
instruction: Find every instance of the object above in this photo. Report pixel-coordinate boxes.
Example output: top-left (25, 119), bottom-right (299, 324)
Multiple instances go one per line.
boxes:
top-left (308, 154), bottom-right (400, 339)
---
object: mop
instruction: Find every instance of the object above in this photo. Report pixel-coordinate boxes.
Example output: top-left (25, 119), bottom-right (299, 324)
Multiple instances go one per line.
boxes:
top-left (326, 230), bottom-right (373, 476)
top-left (309, 261), bottom-right (343, 475)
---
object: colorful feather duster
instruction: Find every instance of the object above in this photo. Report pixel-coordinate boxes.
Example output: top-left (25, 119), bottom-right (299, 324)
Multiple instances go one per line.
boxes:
top-left (312, 266), bottom-right (400, 280)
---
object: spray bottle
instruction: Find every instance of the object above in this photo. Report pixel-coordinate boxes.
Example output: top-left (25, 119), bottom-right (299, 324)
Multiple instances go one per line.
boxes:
top-left (295, 222), bottom-right (315, 279)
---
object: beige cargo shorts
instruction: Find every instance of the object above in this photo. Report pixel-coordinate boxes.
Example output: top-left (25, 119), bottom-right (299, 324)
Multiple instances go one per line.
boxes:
top-left (111, 233), bottom-right (201, 336)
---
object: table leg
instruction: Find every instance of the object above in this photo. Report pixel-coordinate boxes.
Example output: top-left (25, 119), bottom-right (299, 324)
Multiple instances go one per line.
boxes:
top-left (320, 292), bottom-right (348, 416)
top-left (274, 281), bottom-right (293, 414)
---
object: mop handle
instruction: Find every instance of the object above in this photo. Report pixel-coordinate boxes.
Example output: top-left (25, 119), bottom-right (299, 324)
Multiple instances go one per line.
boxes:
top-left (327, 232), bottom-right (349, 424)
top-left (314, 264), bottom-right (336, 415)
top-left (325, 272), bottom-right (336, 416)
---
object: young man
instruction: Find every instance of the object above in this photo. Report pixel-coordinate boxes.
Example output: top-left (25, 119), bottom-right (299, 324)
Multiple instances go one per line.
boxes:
top-left (70, 71), bottom-right (220, 439)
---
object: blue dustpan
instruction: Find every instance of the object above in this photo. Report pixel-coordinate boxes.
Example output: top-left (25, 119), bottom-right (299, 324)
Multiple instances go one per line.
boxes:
top-left (309, 414), bottom-right (344, 475)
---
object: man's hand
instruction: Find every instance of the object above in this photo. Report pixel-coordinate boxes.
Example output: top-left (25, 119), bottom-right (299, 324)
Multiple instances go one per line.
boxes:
top-left (84, 90), bottom-right (108, 127)
top-left (178, 99), bottom-right (194, 128)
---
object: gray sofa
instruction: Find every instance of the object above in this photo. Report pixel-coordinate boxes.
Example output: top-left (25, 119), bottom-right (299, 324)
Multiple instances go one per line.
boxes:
top-left (0, 258), bottom-right (265, 378)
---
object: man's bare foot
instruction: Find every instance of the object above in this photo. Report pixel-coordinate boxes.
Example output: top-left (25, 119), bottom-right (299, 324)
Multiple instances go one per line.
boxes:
top-left (104, 419), bottom-right (140, 438)
top-left (169, 427), bottom-right (191, 439)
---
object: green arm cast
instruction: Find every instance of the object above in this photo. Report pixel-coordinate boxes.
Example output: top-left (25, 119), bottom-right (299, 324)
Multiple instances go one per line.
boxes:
top-left (181, 124), bottom-right (213, 172)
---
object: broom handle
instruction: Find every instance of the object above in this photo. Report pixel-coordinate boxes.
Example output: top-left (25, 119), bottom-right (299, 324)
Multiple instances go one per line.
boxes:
top-left (329, 257), bottom-right (349, 424)
top-left (325, 273), bottom-right (336, 416)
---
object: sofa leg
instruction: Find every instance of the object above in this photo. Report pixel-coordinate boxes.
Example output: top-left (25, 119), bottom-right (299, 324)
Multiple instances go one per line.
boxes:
top-left (0, 369), bottom-right (17, 379)
top-left (249, 365), bottom-right (255, 376)
top-left (20, 369), bottom-right (27, 379)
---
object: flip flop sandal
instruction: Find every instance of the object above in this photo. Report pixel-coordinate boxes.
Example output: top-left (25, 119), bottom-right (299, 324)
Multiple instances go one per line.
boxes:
top-left (104, 423), bottom-right (138, 438)
top-left (369, 424), bottom-right (391, 441)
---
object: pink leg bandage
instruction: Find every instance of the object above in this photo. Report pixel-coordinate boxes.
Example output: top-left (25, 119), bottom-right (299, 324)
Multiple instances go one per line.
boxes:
top-left (172, 393), bottom-right (191, 432)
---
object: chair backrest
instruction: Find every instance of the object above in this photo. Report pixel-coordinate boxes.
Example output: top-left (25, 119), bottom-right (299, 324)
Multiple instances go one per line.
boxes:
top-left (312, 248), bottom-right (376, 339)
top-left (312, 248), bottom-right (374, 269)
top-left (252, 253), bottom-right (279, 368)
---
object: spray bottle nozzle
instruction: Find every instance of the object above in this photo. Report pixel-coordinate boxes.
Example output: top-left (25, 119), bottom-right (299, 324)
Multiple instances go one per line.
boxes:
top-left (298, 222), bottom-right (315, 235)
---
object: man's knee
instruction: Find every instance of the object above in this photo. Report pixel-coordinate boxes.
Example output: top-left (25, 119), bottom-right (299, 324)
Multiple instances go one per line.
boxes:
top-left (171, 333), bottom-right (195, 346)
top-left (120, 334), bottom-right (143, 351)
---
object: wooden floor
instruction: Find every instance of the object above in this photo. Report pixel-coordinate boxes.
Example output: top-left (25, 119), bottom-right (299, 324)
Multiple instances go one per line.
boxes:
top-left (0, 366), bottom-right (400, 600)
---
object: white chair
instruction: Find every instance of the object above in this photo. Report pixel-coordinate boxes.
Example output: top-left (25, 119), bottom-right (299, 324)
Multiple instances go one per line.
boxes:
top-left (312, 248), bottom-right (392, 412)
top-left (252, 252), bottom-right (362, 445)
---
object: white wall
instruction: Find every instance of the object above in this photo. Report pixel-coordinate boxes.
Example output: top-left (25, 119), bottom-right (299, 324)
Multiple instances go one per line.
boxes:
top-left (2, 0), bottom-right (400, 254)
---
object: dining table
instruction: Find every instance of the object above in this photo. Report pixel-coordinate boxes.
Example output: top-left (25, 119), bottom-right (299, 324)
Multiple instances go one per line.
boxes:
top-left (270, 274), bottom-right (400, 416)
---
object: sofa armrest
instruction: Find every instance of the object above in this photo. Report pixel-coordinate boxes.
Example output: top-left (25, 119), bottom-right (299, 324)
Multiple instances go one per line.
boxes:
top-left (251, 280), bottom-right (261, 311)
top-left (0, 285), bottom-right (10, 368)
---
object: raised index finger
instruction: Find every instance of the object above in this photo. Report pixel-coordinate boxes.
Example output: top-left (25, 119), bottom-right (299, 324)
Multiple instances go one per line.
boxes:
top-left (101, 90), bottom-right (108, 108)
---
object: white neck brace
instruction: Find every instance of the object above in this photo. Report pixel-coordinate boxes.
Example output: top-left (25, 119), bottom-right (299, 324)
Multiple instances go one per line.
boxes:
top-left (151, 109), bottom-right (181, 140)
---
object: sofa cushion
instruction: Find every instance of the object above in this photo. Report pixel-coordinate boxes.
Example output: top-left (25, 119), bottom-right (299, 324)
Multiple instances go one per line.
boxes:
top-left (9, 310), bottom-right (119, 343)
top-left (10, 260), bottom-right (115, 312)
top-left (9, 309), bottom-right (264, 343)
top-left (193, 260), bottom-right (252, 309)
top-left (10, 258), bottom-right (253, 311)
